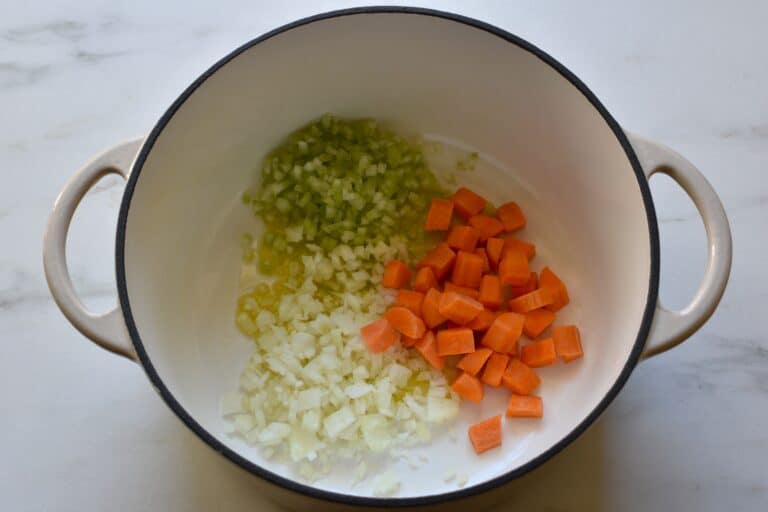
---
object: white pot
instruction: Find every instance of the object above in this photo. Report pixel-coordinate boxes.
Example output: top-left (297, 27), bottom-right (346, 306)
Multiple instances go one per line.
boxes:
top-left (43, 7), bottom-right (732, 510)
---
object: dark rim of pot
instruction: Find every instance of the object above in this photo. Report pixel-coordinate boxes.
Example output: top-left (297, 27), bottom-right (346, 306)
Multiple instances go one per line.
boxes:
top-left (116, 6), bottom-right (660, 508)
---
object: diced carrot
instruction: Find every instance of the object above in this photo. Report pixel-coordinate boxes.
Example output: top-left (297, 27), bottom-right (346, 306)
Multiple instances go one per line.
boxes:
top-left (457, 347), bottom-right (493, 376)
top-left (418, 244), bottom-right (456, 281)
top-left (501, 359), bottom-right (541, 395)
top-left (523, 308), bottom-right (556, 339)
top-left (508, 288), bottom-right (554, 313)
top-left (485, 237), bottom-right (504, 271)
top-left (421, 288), bottom-right (446, 329)
top-left (385, 306), bottom-right (426, 339)
top-left (401, 334), bottom-right (419, 348)
top-left (436, 328), bottom-right (475, 356)
top-left (481, 312), bottom-right (524, 353)
top-left (506, 395), bottom-right (543, 418)
top-left (498, 251), bottom-right (530, 286)
top-left (520, 338), bottom-right (557, 367)
top-left (451, 250), bottom-right (484, 288)
top-left (444, 281), bottom-right (479, 300)
top-left (424, 198), bottom-right (454, 231)
top-left (509, 272), bottom-right (538, 298)
top-left (452, 187), bottom-right (487, 219)
top-left (497, 202), bottom-right (526, 231)
top-left (468, 415), bottom-right (502, 454)
top-left (481, 353), bottom-right (510, 387)
top-left (474, 247), bottom-right (491, 274)
top-left (395, 289), bottom-right (425, 316)
top-left (478, 275), bottom-right (503, 310)
top-left (414, 331), bottom-right (445, 370)
top-left (553, 325), bottom-right (583, 363)
top-left (446, 225), bottom-right (480, 252)
top-left (452, 373), bottom-right (484, 403)
top-left (502, 238), bottom-right (536, 261)
top-left (469, 215), bottom-right (504, 240)
top-left (540, 267), bottom-right (570, 311)
top-left (382, 260), bottom-right (411, 289)
top-left (360, 318), bottom-right (399, 353)
top-left (413, 266), bottom-right (439, 293)
top-left (467, 309), bottom-right (496, 331)
top-left (438, 290), bottom-right (483, 325)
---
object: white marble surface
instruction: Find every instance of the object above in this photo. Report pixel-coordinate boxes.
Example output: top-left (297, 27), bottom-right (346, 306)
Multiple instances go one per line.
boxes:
top-left (1, 0), bottom-right (766, 510)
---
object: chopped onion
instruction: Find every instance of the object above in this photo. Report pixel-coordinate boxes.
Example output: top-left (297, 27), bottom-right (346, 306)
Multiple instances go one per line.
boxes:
top-left (372, 470), bottom-right (401, 497)
top-left (220, 391), bottom-right (245, 416)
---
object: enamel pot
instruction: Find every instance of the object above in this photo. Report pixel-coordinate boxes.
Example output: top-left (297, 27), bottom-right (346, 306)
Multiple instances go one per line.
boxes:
top-left (43, 7), bottom-right (732, 510)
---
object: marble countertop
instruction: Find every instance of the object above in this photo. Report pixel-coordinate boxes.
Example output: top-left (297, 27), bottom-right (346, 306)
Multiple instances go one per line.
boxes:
top-left (1, 1), bottom-right (765, 510)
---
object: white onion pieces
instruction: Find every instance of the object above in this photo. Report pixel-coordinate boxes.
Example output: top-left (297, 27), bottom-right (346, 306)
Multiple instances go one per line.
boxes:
top-left (223, 116), bottom-right (459, 484)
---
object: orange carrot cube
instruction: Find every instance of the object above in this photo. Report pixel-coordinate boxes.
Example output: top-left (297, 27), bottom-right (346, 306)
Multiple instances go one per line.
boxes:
top-left (506, 394), bottom-right (543, 418)
top-left (436, 327), bottom-right (475, 356)
top-left (481, 312), bottom-right (524, 353)
top-left (520, 338), bottom-right (557, 367)
top-left (499, 251), bottom-right (530, 286)
top-left (468, 415), bottom-right (502, 454)
top-left (382, 260), bottom-right (411, 289)
top-left (501, 359), bottom-right (541, 395)
top-left (497, 202), bottom-right (526, 231)
top-left (553, 325), bottom-right (583, 363)
top-left (446, 225), bottom-right (480, 252)
top-left (481, 352), bottom-right (510, 387)
top-left (452, 187), bottom-right (487, 219)
top-left (457, 348), bottom-right (493, 376)
top-left (452, 250), bottom-right (484, 288)
top-left (424, 198), bottom-right (454, 231)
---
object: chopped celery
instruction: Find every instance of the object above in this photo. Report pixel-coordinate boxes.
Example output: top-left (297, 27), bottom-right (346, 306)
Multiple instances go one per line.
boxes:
top-left (239, 114), bottom-right (445, 282)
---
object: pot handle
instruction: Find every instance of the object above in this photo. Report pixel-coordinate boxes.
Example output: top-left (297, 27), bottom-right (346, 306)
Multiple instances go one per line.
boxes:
top-left (43, 138), bottom-right (143, 361)
top-left (627, 133), bottom-right (732, 359)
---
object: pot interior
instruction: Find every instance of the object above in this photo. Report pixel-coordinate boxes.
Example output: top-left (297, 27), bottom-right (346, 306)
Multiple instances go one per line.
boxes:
top-left (121, 10), bottom-right (652, 499)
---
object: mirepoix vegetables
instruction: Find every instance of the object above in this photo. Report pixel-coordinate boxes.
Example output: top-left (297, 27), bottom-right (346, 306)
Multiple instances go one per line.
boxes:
top-left (225, 115), bottom-right (460, 484)
top-left (359, 185), bottom-right (584, 456)
top-left (228, 113), bottom-right (585, 479)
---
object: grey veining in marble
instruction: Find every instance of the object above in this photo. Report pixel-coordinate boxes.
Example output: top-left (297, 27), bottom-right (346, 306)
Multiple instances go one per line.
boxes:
top-left (1, 1), bottom-right (766, 511)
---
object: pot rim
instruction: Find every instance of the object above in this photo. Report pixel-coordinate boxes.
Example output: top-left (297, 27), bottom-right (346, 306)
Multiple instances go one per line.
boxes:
top-left (115, 6), bottom-right (660, 507)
